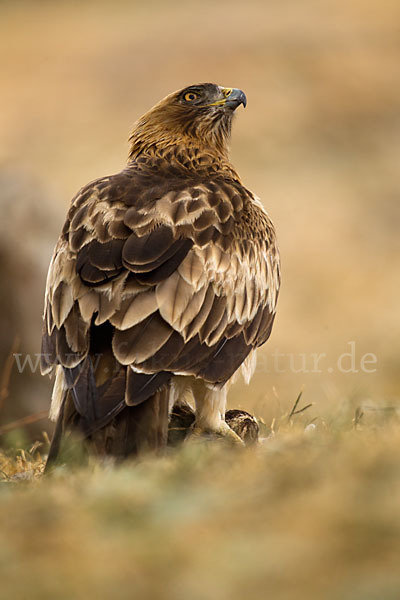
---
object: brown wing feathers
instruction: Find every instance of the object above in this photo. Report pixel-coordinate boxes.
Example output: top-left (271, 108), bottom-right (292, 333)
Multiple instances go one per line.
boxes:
top-left (42, 169), bottom-right (279, 465)
top-left (43, 177), bottom-right (278, 386)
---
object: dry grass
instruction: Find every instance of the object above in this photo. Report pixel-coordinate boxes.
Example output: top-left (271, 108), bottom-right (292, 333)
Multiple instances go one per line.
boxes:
top-left (1, 406), bottom-right (400, 600)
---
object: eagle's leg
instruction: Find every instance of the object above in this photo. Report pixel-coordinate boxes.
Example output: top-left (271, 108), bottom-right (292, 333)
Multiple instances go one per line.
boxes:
top-left (190, 380), bottom-right (244, 445)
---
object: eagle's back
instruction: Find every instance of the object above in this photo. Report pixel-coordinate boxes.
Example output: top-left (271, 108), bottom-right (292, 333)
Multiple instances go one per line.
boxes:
top-left (42, 159), bottom-right (279, 464)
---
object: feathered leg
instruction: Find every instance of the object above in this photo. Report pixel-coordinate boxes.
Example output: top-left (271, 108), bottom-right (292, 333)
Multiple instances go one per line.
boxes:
top-left (190, 378), bottom-right (244, 445)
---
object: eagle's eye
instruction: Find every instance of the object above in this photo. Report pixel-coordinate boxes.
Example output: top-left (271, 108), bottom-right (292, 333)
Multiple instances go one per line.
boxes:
top-left (223, 88), bottom-right (232, 98)
top-left (184, 92), bottom-right (199, 102)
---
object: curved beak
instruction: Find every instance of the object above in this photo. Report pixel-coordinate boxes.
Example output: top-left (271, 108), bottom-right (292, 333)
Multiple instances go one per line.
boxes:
top-left (202, 87), bottom-right (247, 110)
top-left (223, 88), bottom-right (247, 110)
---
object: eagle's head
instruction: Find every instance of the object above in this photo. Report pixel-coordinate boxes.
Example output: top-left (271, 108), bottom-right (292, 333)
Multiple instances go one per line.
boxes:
top-left (129, 83), bottom-right (246, 162)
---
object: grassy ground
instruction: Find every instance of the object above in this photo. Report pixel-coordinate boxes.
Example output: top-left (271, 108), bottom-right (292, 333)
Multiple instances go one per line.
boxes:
top-left (1, 405), bottom-right (400, 600)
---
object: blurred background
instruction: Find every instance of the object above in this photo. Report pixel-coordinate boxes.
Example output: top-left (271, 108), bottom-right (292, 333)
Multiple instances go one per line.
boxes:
top-left (0, 0), bottom-right (399, 437)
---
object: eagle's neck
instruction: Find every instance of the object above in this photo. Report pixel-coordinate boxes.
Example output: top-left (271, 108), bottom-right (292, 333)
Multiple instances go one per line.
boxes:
top-left (128, 136), bottom-right (240, 181)
top-left (127, 116), bottom-right (240, 180)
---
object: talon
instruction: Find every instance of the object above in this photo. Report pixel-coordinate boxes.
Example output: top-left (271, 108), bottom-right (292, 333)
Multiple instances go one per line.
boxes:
top-left (216, 421), bottom-right (245, 446)
top-left (189, 421), bottom-right (245, 446)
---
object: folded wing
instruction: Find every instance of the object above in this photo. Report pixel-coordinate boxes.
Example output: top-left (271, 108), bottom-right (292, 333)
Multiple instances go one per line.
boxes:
top-left (42, 171), bottom-right (280, 415)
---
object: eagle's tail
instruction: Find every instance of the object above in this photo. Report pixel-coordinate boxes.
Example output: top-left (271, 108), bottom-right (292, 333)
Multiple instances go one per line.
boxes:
top-left (88, 387), bottom-right (169, 457)
top-left (45, 347), bottom-right (171, 470)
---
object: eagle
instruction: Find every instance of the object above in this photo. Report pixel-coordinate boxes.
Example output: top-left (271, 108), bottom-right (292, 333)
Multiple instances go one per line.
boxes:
top-left (41, 83), bottom-right (280, 466)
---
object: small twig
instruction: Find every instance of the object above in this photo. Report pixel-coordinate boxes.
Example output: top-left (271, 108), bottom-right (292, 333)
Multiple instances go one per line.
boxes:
top-left (288, 390), bottom-right (313, 420)
top-left (0, 336), bottom-right (20, 415)
top-left (42, 430), bottom-right (51, 446)
top-left (0, 470), bottom-right (11, 481)
top-left (0, 410), bottom-right (48, 437)
top-left (288, 390), bottom-right (303, 418)
top-left (29, 440), bottom-right (43, 455)
top-left (362, 405), bottom-right (398, 413)
top-left (288, 390), bottom-right (302, 418)
top-left (168, 426), bottom-right (190, 432)
top-left (292, 403), bottom-right (313, 416)
top-left (354, 406), bottom-right (364, 428)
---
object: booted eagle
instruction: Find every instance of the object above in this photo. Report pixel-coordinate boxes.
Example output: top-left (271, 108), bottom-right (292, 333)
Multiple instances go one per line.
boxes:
top-left (41, 83), bottom-right (280, 465)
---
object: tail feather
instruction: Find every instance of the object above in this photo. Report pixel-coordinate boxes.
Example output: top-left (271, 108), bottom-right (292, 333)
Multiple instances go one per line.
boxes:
top-left (89, 388), bottom-right (169, 458)
top-left (126, 368), bottom-right (171, 406)
top-left (45, 352), bottom-right (170, 468)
